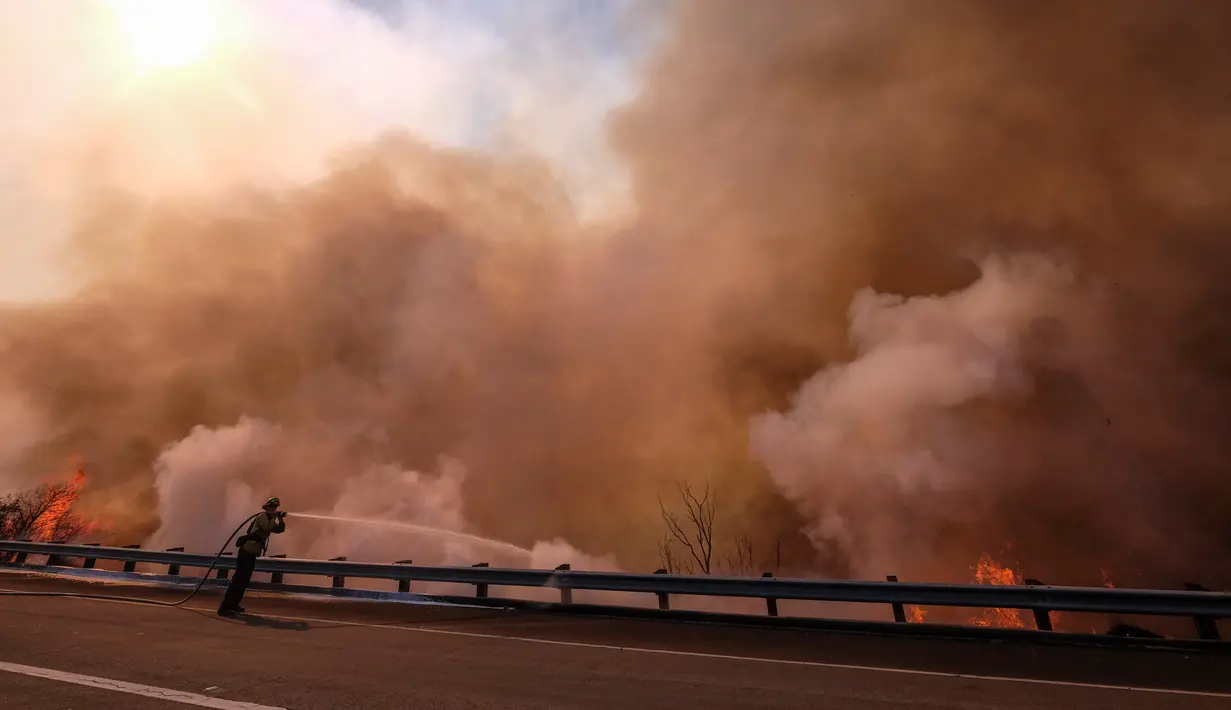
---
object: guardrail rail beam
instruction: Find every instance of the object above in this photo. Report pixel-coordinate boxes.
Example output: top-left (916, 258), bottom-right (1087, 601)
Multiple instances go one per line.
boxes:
top-left (3, 540), bottom-right (1229, 639)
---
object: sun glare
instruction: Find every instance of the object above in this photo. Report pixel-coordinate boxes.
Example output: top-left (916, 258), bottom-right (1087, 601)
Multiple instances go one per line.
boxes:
top-left (108, 0), bottom-right (220, 71)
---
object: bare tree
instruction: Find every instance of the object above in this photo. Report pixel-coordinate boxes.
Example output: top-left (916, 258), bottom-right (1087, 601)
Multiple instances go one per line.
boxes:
top-left (722, 533), bottom-right (755, 576)
top-left (657, 534), bottom-right (690, 575)
top-left (0, 479), bottom-right (88, 550)
top-left (658, 480), bottom-right (717, 575)
top-left (719, 531), bottom-right (790, 576)
top-left (0, 497), bottom-right (16, 533)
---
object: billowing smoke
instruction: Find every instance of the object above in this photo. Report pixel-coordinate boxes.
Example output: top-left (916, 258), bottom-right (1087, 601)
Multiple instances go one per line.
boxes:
top-left (751, 255), bottom-right (1077, 577)
top-left (609, 0), bottom-right (1231, 584)
top-left (2, 0), bottom-right (1230, 587)
top-left (145, 416), bottom-right (613, 571)
top-left (146, 417), bottom-right (282, 554)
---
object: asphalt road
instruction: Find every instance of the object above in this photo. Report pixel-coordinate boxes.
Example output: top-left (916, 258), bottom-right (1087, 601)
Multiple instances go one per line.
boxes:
top-left (1, 573), bottom-right (1229, 709)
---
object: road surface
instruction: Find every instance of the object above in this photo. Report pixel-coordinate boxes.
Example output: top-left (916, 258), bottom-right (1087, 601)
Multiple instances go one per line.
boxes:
top-left (1, 573), bottom-right (1228, 709)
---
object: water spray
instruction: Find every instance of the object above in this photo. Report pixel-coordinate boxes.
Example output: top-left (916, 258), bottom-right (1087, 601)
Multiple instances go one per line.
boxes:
top-left (291, 511), bottom-right (533, 559)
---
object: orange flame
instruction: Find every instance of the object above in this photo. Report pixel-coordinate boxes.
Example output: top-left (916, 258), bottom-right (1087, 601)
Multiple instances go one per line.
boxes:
top-left (970, 553), bottom-right (1027, 629)
top-left (30, 471), bottom-right (81, 537)
top-left (907, 606), bottom-right (927, 623)
top-left (28, 466), bottom-right (105, 542)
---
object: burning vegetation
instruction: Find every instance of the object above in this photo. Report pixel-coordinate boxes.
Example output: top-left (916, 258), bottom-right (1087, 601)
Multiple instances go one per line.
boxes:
top-left (906, 550), bottom-right (1079, 631)
top-left (1, 466), bottom-right (102, 548)
top-left (899, 552), bottom-right (1029, 629)
top-left (970, 553), bottom-right (1028, 629)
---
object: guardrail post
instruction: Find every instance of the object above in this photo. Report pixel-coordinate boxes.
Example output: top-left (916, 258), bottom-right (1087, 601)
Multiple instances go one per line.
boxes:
top-left (885, 575), bottom-right (907, 623)
top-left (762, 572), bottom-right (779, 617)
top-left (269, 554), bottom-right (287, 584)
top-left (1184, 583), bottom-right (1222, 641)
top-left (217, 552), bottom-right (233, 579)
top-left (473, 562), bottom-right (489, 598)
top-left (122, 544), bottom-right (141, 573)
top-left (330, 557), bottom-right (347, 588)
top-left (165, 548), bottom-right (185, 576)
top-left (82, 542), bottom-right (101, 569)
top-left (555, 564), bottom-right (572, 604)
top-left (394, 560), bottom-right (413, 593)
top-left (1023, 578), bottom-right (1054, 631)
top-left (14, 539), bottom-right (33, 566)
top-left (47, 541), bottom-right (67, 567)
top-left (653, 569), bottom-right (670, 610)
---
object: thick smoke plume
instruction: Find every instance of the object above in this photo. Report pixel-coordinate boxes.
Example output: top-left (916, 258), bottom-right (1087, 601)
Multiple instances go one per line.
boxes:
top-left (3, 0), bottom-right (1230, 586)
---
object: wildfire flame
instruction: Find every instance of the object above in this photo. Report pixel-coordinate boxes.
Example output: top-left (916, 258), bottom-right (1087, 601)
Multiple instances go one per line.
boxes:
top-left (970, 552), bottom-right (1028, 629)
top-left (29, 469), bottom-right (85, 541)
top-left (907, 606), bottom-right (927, 623)
top-left (25, 464), bottom-right (106, 542)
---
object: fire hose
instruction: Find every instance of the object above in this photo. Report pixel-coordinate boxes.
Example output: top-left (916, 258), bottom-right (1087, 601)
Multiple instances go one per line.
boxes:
top-left (0, 512), bottom-right (262, 608)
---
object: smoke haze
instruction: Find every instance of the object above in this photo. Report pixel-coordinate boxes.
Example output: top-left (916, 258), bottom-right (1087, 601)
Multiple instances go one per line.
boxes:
top-left (2, 0), bottom-right (1230, 586)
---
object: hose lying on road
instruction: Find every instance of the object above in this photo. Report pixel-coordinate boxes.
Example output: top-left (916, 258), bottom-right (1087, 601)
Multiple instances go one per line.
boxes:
top-left (0, 512), bottom-right (260, 608)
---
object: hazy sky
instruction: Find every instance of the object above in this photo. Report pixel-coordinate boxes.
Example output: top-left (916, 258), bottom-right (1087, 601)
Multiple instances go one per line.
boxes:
top-left (0, 0), bottom-right (659, 302)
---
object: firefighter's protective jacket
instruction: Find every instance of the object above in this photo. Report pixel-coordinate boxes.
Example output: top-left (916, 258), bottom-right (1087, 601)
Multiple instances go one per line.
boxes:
top-left (240, 511), bottom-right (286, 556)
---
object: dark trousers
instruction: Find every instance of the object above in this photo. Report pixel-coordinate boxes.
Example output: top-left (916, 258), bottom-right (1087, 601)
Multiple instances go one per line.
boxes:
top-left (220, 548), bottom-right (257, 611)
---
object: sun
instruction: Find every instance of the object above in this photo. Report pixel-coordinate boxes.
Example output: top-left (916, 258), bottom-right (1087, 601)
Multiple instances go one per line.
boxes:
top-left (108, 0), bottom-right (220, 71)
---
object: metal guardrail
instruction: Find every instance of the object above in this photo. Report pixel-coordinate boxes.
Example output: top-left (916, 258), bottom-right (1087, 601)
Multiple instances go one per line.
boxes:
top-left (2, 539), bottom-right (1228, 639)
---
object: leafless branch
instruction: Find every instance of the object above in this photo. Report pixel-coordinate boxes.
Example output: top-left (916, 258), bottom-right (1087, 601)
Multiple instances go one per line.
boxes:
top-left (657, 535), bottom-right (695, 575)
top-left (722, 532), bottom-right (755, 576)
top-left (658, 480), bottom-right (716, 575)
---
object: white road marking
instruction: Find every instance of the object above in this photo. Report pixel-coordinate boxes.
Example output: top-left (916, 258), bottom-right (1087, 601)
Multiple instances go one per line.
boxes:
top-left (0, 660), bottom-right (287, 709)
top-left (3, 585), bottom-right (1229, 700)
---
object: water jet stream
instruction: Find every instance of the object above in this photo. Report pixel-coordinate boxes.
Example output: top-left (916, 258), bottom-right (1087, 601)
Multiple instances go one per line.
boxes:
top-left (291, 512), bottom-right (533, 560)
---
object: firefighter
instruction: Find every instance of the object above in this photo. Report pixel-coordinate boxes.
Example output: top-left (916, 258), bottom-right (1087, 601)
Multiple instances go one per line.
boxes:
top-left (218, 497), bottom-right (286, 617)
